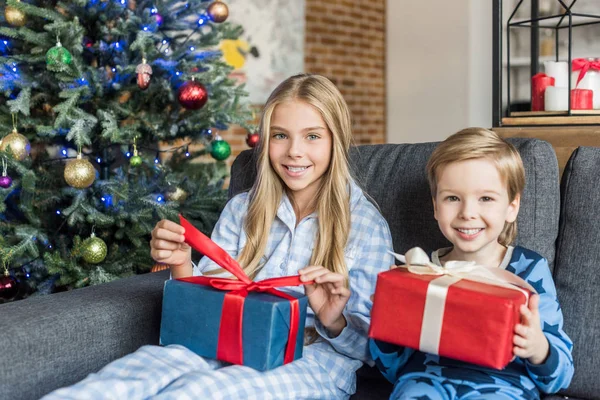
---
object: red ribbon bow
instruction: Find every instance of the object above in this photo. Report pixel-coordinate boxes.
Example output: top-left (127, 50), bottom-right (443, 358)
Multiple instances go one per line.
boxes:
top-left (177, 215), bottom-right (309, 366)
top-left (573, 58), bottom-right (600, 87)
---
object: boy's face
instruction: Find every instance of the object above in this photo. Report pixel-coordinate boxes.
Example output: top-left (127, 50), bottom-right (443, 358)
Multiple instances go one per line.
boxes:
top-left (432, 158), bottom-right (520, 262)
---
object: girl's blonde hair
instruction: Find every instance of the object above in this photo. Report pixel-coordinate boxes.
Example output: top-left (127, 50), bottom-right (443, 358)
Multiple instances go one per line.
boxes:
top-left (237, 74), bottom-right (354, 280)
top-left (426, 127), bottom-right (525, 246)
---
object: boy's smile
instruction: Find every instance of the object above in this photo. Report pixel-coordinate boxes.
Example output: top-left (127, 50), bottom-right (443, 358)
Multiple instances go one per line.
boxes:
top-left (432, 158), bottom-right (520, 268)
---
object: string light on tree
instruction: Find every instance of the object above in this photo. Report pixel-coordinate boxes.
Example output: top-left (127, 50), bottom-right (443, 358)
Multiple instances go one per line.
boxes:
top-left (151, 263), bottom-right (169, 273)
top-left (210, 133), bottom-right (231, 161)
top-left (64, 152), bottom-right (96, 189)
top-left (178, 79), bottom-right (208, 110)
top-left (4, 1), bottom-right (26, 27)
top-left (207, 0), bottom-right (229, 23)
top-left (0, 158), bottom-right (12, 189)
top-left (135, 58), bottom-right (152, 90)
top-left (46, 39), bottom-right (72, 67)
top-left (82, 232), bottom-right (107, 264)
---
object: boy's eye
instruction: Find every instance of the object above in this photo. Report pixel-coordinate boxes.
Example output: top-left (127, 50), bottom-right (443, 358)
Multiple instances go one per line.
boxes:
top-left (445, 195), bottom-right (459, 202)
top-left (480, 196), bottom-right (493, 202)
top-left (272, 132), bottom-right (286, 140)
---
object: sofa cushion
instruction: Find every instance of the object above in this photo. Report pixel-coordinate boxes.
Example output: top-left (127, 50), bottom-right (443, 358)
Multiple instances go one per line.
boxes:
top-left (0, 270), bottom-right (169, 400)
top-left (554, 146), bottom-right (600, 399)
top-left (230, 139), bottom-right (560, 268)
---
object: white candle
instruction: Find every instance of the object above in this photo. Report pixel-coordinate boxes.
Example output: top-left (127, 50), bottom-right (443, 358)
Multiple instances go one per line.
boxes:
top-left (544, 61), bottom-right (569, 87)
top-left (545, 86), bottom-right (569, 111)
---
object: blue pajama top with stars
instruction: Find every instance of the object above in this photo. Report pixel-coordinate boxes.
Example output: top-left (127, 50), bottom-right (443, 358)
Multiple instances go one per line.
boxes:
top-left (369, 246), bottom-right (574, 400)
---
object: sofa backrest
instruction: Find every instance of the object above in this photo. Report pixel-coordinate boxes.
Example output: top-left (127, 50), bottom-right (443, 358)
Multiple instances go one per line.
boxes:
top-left (229, 138), bottom-right (560, 269)
top-left (554, 146), bottom-right (600, 399)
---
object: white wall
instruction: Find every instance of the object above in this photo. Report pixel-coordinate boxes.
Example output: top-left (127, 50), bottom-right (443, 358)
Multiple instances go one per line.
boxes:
top-left (386, 0), bottom-right (492, 143)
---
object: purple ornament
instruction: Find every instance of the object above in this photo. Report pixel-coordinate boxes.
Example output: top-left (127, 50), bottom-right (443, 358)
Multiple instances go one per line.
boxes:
top-left (0, 175), bottom-right (12, 188)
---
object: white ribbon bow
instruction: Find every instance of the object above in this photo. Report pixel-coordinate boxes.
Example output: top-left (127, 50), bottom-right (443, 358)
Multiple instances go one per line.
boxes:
top-left (388, 247), bottom-right (535, 355)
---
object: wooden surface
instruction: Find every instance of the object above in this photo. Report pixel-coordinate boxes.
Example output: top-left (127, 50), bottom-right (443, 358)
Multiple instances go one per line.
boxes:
top-left (502, 114), bottom-right (600, 126)
top-left (493, 126), bottom-right (600, 178)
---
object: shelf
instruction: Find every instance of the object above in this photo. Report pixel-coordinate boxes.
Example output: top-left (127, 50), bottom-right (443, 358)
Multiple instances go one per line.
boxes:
top-left (502, 112), bottom-right (600, 126)
top-left (504, 56), bottom-right (560, 67)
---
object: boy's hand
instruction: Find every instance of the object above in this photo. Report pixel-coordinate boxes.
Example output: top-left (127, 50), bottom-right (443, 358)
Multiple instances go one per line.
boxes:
top-left (513, 294), bottom-right (550, 365)
top-left (299, 266), bottom-right (350, 337)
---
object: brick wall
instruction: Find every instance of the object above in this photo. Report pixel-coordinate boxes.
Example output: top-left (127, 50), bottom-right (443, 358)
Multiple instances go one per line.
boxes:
top-left (216, 0), bottom-right (387, 160)
top-left (304, 0), bottom-right (386, 145)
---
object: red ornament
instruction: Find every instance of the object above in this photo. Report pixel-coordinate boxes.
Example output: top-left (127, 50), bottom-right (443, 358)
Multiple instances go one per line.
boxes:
top-left (136, 61), bottom-right (153, 90)
top-left (246, 132), bottom-right (260, 148)
top-left (0, 273), bottom-right (18, 300)
top-left (178, 80), bottom-right (208, 110)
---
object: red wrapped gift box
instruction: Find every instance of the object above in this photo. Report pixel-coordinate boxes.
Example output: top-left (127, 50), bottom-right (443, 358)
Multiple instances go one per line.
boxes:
top-left (369, 256), bottom-right (533, 370)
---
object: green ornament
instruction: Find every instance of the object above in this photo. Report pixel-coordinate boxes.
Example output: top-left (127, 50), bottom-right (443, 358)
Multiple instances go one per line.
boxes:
top-left (46, 42), bottom-right (72, 67)
top-left (130, 155), bottom-right (143, 167)
top-left (82, 233), bottom-right (107, 264)
top-left (210, 139), bottom-right (231, 161)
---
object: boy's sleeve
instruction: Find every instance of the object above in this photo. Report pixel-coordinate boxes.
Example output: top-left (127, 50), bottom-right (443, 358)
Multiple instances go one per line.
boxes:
top-left (369, 339), bottom-right (415, 383)
top-left (314, 214), bottom-right (395, 364)
top-left (520, 257), bottom-right (574, 393)
top-left (193, 194), bottom-right (246, 276)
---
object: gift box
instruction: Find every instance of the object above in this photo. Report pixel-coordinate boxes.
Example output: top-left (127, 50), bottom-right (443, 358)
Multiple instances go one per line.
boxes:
top-left (369, 248), bottom-right (533, 370)
top-left (160, 279), bottom-right (307, 371)
top-left (159, 216), bottom-right (309, 371)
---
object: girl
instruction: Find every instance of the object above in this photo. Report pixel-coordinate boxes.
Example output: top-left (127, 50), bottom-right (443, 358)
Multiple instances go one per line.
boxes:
top-left (43, 74), bottom-right (394, 399)
top-left (370, 128), bottom-right (574, 400)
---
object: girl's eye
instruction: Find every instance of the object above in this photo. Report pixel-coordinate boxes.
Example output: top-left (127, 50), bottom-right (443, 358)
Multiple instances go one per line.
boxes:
top-left (480, 196), bottom-right (493, 202)
top-left (272, 133), bottom-right (286, 140)
top-left (307, 134), bottom-right (319, 140)
top-left (446, 196), bottom-right (459, 202)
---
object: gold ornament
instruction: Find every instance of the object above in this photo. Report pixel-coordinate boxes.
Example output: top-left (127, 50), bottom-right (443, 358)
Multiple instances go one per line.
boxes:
top-left (5, 5), bottom-right (26, 27)
top-left (166, 187), bottom-right (188, 202)
top-left (82, 233), bottom-right (107, 264)
top-left (207, 1), bottom-right (229, 23)
top-left (0, 129), bottom-right (31, 161)
top-left (64, 154), bottom-right (96, 189)
top-left (151, 263), bottom-right (170, 273)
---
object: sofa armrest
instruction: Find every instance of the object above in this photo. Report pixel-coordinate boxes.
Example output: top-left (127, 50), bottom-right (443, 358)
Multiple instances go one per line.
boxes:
top-left (0, 270), bottom-right (169, 400)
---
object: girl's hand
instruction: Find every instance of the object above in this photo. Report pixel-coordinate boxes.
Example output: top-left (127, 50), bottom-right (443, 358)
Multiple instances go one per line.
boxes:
top-left (299, 266), bottom-right (350, 337)
top-left (513, 294), bottom-right (550, 364)
top-left (150, 220), bottom-right (192, 277)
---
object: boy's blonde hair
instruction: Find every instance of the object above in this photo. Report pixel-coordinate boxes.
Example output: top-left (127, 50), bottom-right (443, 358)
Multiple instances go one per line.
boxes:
top-left (426, 127), bottom-right (525, 246)
top-left (237, 74), bottom-right (354, 281)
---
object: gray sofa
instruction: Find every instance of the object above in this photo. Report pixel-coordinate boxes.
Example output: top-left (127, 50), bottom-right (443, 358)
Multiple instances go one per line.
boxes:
top-left (1, 138), bottom-right (597, 400)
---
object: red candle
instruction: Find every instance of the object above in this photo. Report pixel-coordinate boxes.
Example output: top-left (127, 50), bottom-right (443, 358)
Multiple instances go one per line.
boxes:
top-left (531, 73), bottom-right (555, 111)
top-left (571, 88), bottom-right (593, 110)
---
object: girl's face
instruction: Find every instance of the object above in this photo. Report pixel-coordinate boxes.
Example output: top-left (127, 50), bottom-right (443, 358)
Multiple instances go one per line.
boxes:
top-left (432, 158), bottom-right (520, 265)
top-left (268, 100), bottom-right (333, 208)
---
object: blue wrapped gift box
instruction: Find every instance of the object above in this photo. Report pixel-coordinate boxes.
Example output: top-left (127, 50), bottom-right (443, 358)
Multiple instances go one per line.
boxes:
top-left (160, 279), bottom-right (308, 371)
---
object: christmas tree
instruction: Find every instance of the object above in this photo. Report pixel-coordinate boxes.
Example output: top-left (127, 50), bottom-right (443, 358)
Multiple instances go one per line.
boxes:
top-left (0, 0), bottom-right (251, 302)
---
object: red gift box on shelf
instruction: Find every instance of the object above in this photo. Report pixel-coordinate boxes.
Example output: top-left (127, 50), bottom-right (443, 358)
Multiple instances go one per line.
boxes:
top-left (369, 248), bottom-right (534, 370)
